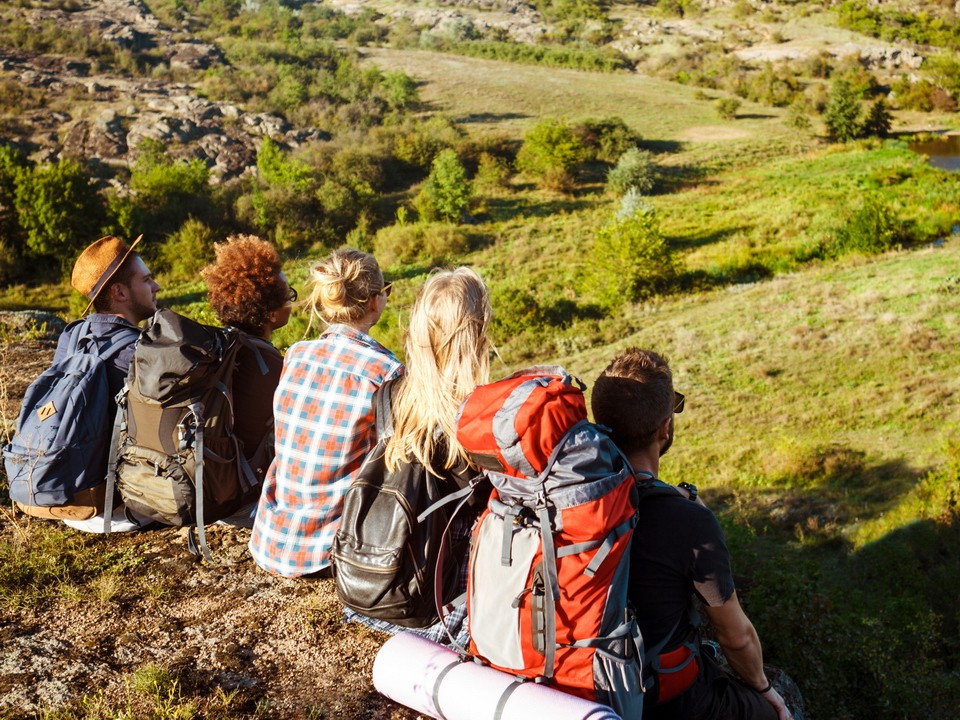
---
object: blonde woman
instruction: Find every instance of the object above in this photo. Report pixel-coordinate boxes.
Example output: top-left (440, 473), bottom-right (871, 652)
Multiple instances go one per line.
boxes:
top-left (345, 267), bottom-right (493, 644)
top-left (249, 248), bottom-right (403, 577)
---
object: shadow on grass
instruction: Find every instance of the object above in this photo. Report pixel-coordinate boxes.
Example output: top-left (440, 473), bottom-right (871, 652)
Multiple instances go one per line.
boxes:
top-left (641, 139), bottom-right (684, 155)
top-left (476, 195), bottom-right (594, 222)
top-left (457, 111), bottom-right (529, 124)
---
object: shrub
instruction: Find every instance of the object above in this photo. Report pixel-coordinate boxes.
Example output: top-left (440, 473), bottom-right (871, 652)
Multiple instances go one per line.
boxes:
top-left (716, 97), bottom-right (742, 120)
top-left (787, 100), bottom-right (812, 130)
top-left (373, 222), bottom-right (469, 267)
top-left (13, 159), bottom-right (107, 269)
top-left (516, 118), bottom-right (584, 191)
top-left (158, 218), bottom-right (215, 282)
top-left (129, 139), bottom-right (212, 239)
top-left (583, 203), bottom-right (677, 309)
top-left (382, 71), bottom-right (420, 111)
top-left (831, 195), bottom-right (904, 256)
top-left (575, 117), bottom-right (641, 163)
top-left (489, 278), bottom-right (544, 339)
top-left (823, 79), bottom-right (863, 142)
top-left (414, 149), bottom-right (472, 223)
top-left (606, 148), bottom-right (656, 196)
top-left (473, 152), bottom-right (512, 193)
top-left (392, 116), bottom-right (464, 171)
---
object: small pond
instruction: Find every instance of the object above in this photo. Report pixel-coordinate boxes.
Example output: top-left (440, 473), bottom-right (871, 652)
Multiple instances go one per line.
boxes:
top-left (908, 133), bottom-right (960, 172)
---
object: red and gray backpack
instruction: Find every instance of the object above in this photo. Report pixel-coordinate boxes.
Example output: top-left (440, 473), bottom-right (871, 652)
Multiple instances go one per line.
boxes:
top-left (456, 365), bottom-right (662, 717)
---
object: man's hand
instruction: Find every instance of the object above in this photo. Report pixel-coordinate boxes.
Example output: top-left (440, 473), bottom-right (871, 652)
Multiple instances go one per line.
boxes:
top-left (761, 685), bottom-right (792, 720)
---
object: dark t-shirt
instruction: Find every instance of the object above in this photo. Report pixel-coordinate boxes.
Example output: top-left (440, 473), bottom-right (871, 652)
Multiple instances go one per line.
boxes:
top-left (628, 487), bottom-right (736, 652)
top-left (231, 335), bottom-right (283, 462)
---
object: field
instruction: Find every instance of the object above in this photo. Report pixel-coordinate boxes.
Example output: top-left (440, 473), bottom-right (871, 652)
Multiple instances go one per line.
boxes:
top-left (2, 1), bottom-right (960, 717)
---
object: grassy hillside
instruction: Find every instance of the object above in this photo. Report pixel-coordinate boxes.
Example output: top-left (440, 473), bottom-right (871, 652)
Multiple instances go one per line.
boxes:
top-left (3, 1), bottom-right (960, 716)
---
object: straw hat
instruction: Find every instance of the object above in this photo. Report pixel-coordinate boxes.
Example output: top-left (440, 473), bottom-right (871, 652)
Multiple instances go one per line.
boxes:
top-left (71, 235), bottom-right (143, 315)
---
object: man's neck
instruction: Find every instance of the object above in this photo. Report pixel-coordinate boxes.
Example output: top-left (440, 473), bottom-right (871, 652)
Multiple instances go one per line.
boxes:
top-left (626, 446), bottom-right (661, 479)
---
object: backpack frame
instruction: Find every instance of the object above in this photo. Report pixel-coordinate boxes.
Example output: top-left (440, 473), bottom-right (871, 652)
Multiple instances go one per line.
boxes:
top-left (458, 367), bottom-right (650, 717)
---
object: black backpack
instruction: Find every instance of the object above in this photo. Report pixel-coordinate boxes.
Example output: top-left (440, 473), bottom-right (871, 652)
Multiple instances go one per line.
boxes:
top-left (331, 381), bottom-right (475, 628)
top-left (105, 309), bottom-right (274, 558)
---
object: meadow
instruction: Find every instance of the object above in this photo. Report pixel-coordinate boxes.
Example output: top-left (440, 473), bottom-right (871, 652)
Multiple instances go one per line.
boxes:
top-left (2, 1), bottom-right (960, 717)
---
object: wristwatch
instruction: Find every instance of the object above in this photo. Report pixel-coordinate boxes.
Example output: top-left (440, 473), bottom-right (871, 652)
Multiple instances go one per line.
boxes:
top-left (678, 482), bottom-right (698, 501)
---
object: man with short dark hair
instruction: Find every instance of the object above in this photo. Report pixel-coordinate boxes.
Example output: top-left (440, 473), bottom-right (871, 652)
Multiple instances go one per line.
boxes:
top-left (62, 234), bottom-right (161, 389)
top-left (592, 347), bottom-right (791, 720)
top-left (50, 236), bottom-right (159, 530)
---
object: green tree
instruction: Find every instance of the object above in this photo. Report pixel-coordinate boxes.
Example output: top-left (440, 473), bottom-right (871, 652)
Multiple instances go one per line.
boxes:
top-left (584, 202), bottom-right (677, 310)
top-left (824, 79), bottom-right (863, 142)
top-left (13, 159), bottom-right (107, 265)
top-left (382, 71), bottom-right (420, 111)
top-left (129, 139), bottom-right (212, 239)
top-left (862, 99), bottom-right (892, 138)
top-left (606, 147), bottom-right (656, 196)
top-left (414, 149), bottom-right (472, 222)
top-left (516, 118), bottom-right (584, 191)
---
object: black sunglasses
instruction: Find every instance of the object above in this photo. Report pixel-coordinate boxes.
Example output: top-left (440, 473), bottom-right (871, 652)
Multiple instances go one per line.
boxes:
top-left (674, 391), bottom-right (685, 414)
top-left (286, 285), bottom-right (298, 303)
top-left (381, 282), bottom-right (393, 298)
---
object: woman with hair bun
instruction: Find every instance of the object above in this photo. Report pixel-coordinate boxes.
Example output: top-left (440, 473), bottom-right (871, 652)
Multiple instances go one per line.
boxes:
top-left (249, 248), bottom-right (403, 578)
top-left (344, 267), bottom-right (493, 644)
top-left (200, 235), bottom-right (293, 472)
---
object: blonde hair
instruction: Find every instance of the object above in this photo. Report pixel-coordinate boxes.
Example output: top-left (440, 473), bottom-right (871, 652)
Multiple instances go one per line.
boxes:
top-left (384, 267), bottom-right (492, 473)
top-left (306, 248), bottom-right (384, 326)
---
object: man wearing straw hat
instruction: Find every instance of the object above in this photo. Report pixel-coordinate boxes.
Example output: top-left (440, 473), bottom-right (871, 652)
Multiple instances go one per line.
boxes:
top-left (59, 234), bottom-right (160, 388)
top-left (36, 235), bottom-right (160, 531)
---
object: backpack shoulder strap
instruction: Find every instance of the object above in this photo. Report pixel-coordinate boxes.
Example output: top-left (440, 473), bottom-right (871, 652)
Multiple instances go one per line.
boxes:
top-left (375, 379), bottom-right (397, 438)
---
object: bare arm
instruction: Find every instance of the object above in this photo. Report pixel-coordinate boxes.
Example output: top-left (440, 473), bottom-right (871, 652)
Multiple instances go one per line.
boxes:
top-left (704, 591), bottom-right (792, 720)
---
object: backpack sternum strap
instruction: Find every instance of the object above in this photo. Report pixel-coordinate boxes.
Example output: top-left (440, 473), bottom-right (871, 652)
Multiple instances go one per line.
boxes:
top-left (556, 514), bottom-right (638, 577)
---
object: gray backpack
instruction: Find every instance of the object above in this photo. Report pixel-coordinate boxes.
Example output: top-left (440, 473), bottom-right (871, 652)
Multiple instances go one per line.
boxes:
top-left (4, 321), bottom-right (126, 516)
top-left (106, 309), bottom-right (273, 558)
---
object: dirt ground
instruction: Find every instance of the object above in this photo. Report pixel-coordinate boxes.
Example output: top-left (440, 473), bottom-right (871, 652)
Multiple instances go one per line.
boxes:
top-left (0, 335), bottom-right (420, 719)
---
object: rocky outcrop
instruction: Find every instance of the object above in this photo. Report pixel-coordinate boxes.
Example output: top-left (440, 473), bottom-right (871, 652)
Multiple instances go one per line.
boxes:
top-left (0, 0), bottom-right (328, 184)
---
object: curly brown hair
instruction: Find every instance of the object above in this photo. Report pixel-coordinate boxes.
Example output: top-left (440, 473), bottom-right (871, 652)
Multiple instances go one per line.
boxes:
top-left (200, 235), bottom-right (288, 336)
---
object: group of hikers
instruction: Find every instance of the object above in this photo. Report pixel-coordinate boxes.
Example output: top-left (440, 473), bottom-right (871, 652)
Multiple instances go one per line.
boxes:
top-left (4, 234), bottom-right (794, 720)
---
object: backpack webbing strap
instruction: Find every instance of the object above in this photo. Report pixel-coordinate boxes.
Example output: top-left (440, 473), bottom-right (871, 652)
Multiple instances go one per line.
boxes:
top-left (564, 617), bottom-right (638, 649)
top-left (188, 402), bottom-right (213, 562)
top-left (500, 505), bottom-right (524, 566)
top-left (102, 389), bottom-right (127, 534)
top-left (555, 514), bottom-right (637, 577)
top-left (492, 679), bottom-right (524, 720)
top-left (539, 503), bottom-right (560, 681)
top-left (529, 421), bottom-right (584, 681)
top-left (432, 482), bottom-right (481, 654)
top-left (429, 658), bottom-right (459, 720)
top-left (374, 380), bottom-right (396, 438)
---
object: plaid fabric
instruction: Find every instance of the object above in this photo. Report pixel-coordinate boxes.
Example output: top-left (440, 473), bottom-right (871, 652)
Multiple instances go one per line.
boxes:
top-left (344, 603), bottom-right (470, 648)
top-left (248, 324), bottom-right (403, 577)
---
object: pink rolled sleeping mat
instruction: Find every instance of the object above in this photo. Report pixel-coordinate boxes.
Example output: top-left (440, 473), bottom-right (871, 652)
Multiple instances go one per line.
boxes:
top-left (372, 632), bottom-right (623, 720)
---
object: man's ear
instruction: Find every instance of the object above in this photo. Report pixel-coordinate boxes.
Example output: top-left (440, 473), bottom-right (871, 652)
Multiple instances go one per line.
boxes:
top-left (657, 415), bottom-right (672, 441)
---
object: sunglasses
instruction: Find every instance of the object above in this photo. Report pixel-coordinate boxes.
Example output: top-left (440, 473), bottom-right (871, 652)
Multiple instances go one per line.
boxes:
top-left (674, 391), bottom-right (685, 414)
top-left (286, 285), bottom-right (298, 303)
top-left (381, 282), bottom-right (393, 298)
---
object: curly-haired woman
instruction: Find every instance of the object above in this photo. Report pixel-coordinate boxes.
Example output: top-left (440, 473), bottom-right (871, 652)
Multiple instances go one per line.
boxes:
top-left (200, 234), bottom-right (293, 468)
top-left (249, 248), bottom-right (403, 578)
